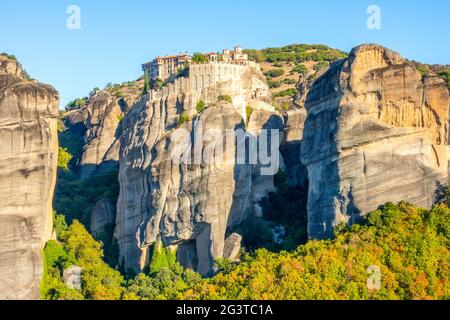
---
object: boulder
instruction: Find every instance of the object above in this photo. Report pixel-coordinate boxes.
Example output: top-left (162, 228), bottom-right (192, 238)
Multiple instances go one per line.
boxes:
top-left (90, 199), bottom-right (116, 238)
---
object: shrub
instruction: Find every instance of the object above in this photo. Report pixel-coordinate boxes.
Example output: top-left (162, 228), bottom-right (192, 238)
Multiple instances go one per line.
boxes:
top-left (196, 100), bottom-right (206, 113)
top-left (150, 78), bottom-right (165, 90)
top-left (192, 53), bottom-right (208, 63)
top-left (243, 44), bottom-right (347, 64)
top-left (149, 244), bottom-right (178, 274)
top-left (313, 61), bottom-right (329, 71)
top-left (57, 147), bottom-right (73, 171)
top-left (277, 102), bottom-right (290, 111)
top-left (44, 240), bottom-right (73, 271)
top-left (438, 71), bottom-right (450, 91)
top-left (268, 80), bottom-right (282, 88)
top-left (283, 78), bottom-right (297, 85)
top-left (274, 88), bottom-right (297, 98)
top-left (114, 91), bottom-right (124, 98)
top-left (177, 62), bottom-right (190, 78)
top-left (54, 170), bottom-right (120, 227)
top-left (177, 111), bottom-right (191, 126)
top-left (142, 70), bottom-right (150, 95)
top-left (416, 65), bottom-right (430, 78)
top-left (54, 212), bottom-right (69, 239)
top-left (89, 87), bottom-right (100, 97)
top-left (246, 105), bottom-right (253, 123)
top-left (218, 95), bottom-right (233, 103)
top-left (264, 68), bottom-right (285, 78)
top-left (243, 49), bottom-right (265, 63)
top-left (42, 220), bottom-right (124, 300)
top-left (291, 64), bottom-right (308, 75)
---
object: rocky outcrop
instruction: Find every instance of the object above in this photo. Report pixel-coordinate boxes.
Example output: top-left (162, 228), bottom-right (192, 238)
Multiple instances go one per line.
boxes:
top-left (116, 65), bottom-right (282, 275)
top-left (63, 82), bottom-right (142, 179)
top-left (301, 44), bottom-right (450, 239)
top-left (280, 109), bottom-right (308, 187)
top-left (0, 54), bottom-right (59, 299)
top-left (294, 67), bottom-right (328, 109)
top-left (223, 233), bottom-right (242, 260)
top-left (90, 199), bottom-right (116, 238)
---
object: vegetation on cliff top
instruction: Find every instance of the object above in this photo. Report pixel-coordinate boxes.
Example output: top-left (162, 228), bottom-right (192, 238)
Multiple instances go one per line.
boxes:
top-left (244, 44), bottom-right (347, 110)
top-left (244, 44), bottom-right (347, 64)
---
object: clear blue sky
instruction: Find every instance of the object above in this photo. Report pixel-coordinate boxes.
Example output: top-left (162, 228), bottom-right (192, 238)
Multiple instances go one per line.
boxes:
top-left (1, 0), bottom-right (448, 108)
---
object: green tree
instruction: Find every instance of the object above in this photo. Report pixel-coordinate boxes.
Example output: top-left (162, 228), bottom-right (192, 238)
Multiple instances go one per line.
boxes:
top-left (291, 64), bottom-right (308, 75)
top-left (149, 244), bottom-right (178, 274)
top-left (196, 100), bottom-right (207, 113)
top-left (57, 147), bottom-right (73, 171)
top-left (267, 80), bottom-right (282, 88)
top-left (142, 69), bottom-right (150, 95)
top-left (274, 88), bottom-right (297, 98)
top-left (177, 111), bottom-right (191, 126)
top-left (218, 95), bottom-right (233, 103)
top-left (185, 202), bottom-right (450, 300)
top-left (246, 105), bottom-right (253, 123)
top-left (264, 68), bottom-right (285, 78)
top-left (192, 53), bottom-right (208, 63)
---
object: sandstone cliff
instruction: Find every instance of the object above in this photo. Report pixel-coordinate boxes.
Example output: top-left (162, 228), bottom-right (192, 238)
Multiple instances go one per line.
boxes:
top-left (301, 44), bottom-right (449, 239)
top-left (63, 82), bottom-right (143, 179)
top-left (116, 64), bottom-right (282, 275)
top-left (0, 54), bottom-right (59, 299)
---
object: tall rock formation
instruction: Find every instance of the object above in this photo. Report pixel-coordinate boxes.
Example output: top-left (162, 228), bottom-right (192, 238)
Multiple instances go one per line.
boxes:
top-left (0, 54), bottom-right (59, 299)
top-left (301, 44), bottom-right (449, 239)
top-left (63, 82), bottom-right (142, 179)
top-left (116, 63), bottom-right (282, 275)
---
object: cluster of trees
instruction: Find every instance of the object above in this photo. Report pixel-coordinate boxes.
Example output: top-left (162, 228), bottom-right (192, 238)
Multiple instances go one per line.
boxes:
top-left (438, 70), bottom-right (450, 91)
top-left (66, 97), bottom-right (88, 111)
top-left (238, 170), bottom-right (308, 252)
top-left (185, 201), bottom-right (450, 300)
top-left (42, 215), bottom-right (202, 300)
top-left (41, 217), bottom-right (124, 300)
top-left (268, 80), bottom-right (282, 89)
top-left (264, 68), bottom-right (285, 78)
top-left (54, 169), bottom-right (119, 227)
top-left (57, 147), bottom-right (73, 171)
top-left (177, 111), bottom-right (191, 126)
top-left (46, 186), bottom-right (450, 300)
top-left (290, 64), bottom-right (308, 75)
top-left (273, 88), bottom-right (297, 98)
top-left (192, 53), bottom-right (208, 64)
top-left (244, 44), bottom-right (347, 64)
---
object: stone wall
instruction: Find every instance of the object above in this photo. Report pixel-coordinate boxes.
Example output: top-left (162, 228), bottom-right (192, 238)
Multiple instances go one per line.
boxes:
top-left (146, 62), bottom-right (264, 119)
